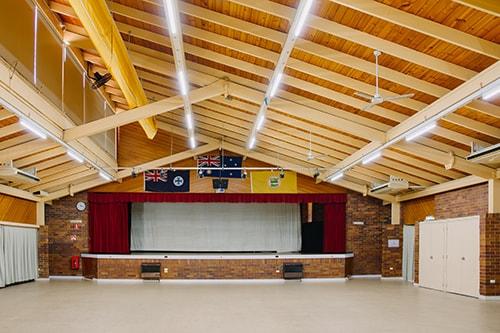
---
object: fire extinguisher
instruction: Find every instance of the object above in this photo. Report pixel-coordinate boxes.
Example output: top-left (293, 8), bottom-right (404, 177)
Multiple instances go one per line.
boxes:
top-left (71, 256), bottom-right (80, 270)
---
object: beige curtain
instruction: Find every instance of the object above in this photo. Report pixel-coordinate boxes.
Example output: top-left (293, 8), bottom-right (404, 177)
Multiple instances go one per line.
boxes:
top-left (0, 225), bottom-right (38, 287)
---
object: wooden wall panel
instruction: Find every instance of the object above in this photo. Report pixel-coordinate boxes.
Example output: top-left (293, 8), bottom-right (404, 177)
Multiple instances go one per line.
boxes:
top-left (401, 196), bottom-right (435, 225)
top-left (0, 193), bottom-right (36, 224)
top-left (91, 156), bottom-right (346, 194)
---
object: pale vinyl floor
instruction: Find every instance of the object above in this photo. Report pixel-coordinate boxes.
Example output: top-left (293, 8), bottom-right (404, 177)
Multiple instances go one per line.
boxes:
top-left (1, 279), bottom-right (499, 333)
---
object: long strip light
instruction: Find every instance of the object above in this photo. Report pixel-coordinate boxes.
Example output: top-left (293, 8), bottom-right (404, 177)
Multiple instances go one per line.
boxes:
top-left (247, 0), bottom-right (314, 149)
top-left (405, 122), bottom-right (436, 141)
top-left (16, 115), bottom-right (114, 181)
top-left (178, 70), bottom-right (188, 96)
top-left (322, 75), bottom-right (500, 183)
top-left (329, 172), bottom-right (343, 181)
top-left (99, 171), bottom-right (112, 181)
top-left (162, 0), bottom-right (196, 149)
top-left (163, 0), bottom-right (177, 35)
top-left (362, 152), bottom-right (381, 165)
top-left (20, 119), bottom-right (47, 139)
top-left (482, 84), bottom-right (500, 100)
top-left (67, 150), bottom-right (84, 163)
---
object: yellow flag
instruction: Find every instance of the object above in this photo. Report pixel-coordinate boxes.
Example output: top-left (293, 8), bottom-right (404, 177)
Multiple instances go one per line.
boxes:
top-left (250, 171), bottom-right (297, 193)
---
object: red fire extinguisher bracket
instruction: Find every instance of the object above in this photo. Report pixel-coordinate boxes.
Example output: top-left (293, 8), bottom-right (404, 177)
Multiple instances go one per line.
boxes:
top-left (71, 256), bottom-right (80, 270)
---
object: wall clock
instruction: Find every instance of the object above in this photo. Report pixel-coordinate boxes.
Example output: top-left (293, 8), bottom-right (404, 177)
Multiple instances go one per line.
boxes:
top-left (76, 201), bottom-right (86, 212)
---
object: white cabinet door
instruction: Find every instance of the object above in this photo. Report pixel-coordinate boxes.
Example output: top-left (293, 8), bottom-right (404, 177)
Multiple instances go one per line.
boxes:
top-left (419, 222), bottom-right (445, 291)
top-left (446, 217), bottom-right (479, 297)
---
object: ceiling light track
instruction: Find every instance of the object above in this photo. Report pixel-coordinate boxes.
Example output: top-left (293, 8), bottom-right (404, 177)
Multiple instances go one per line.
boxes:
top-left (248, 0), bottom-right (314, 150)
top-left (162, 0), bottom-right (196, 149)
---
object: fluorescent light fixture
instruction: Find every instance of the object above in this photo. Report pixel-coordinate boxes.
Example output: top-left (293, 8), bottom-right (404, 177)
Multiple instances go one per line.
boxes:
top-left (186, 112), bottom-right (193, 130)
top-left (189, 136), bottom-right (196, 149)
top-left (163, 0), bottom-right (177, 35)
top-left (20, 119), bottom-right (47, 139)
top-left (482, 84), bottom-right (500, 101)
top-left (256, 114), bottom-right (265, 131)
top-left (405, 122), bottom-right (436, 141)
top-left (99, 171), bottom-right (112, 181)
top-left (329, 172), bottom-right (343, 182)
top-left (248, 136), bottom-right (256, 149)
top-left (67, 150), bottom-right (84, 163)
top-left (269, 72), bottom-right (283, 98)
top-left (362, 151), bottom-right (381, 165)
top-left (294, 0), bottom-right (313, 37)
top-left (178, 70), bottom-right (188, 96)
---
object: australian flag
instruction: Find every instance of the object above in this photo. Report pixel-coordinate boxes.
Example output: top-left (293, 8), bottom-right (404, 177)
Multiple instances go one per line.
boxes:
top-left (197, 155), bottom-right (243, 178)
top-left (144, 169), bottom-right (190, 192)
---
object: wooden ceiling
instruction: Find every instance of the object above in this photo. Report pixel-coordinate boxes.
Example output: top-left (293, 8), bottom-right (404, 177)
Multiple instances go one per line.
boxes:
top-left (0, 0), bottom-right (499, 202)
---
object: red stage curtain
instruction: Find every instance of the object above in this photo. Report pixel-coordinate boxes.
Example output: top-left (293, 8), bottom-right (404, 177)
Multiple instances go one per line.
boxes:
top-left (89, 201), bottom-right (129, 254)
top-left (88, 192), bottom-right (347, 204)
top-left (322, 203), bottom-right (346, 253)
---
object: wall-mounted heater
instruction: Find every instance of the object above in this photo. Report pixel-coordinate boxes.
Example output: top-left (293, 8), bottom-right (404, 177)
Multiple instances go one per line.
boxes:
top-left (466, 142), bottom-right (500, 167)
top-left (370, 176), bottom-right (423, 195)
top-left (0, 161), bottom-right (39, 183)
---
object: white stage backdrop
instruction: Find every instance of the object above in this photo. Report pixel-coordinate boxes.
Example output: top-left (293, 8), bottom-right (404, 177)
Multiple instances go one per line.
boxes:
top-left (131, 203), bottom-right (301, 252)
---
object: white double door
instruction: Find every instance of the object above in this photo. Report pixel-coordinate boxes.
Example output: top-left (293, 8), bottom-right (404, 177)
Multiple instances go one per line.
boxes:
top-left (419, 216), bottom-right (479, 297)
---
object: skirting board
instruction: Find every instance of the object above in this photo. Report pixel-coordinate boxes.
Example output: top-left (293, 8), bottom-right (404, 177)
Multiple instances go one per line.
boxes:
top-left (381, 277), bottom-right (404, 280)
top-left (479, 295), bottom-right (500, 301)
top-left (87, 278), bottom-right (348, 285)
top-left (349, 274), bottom-right (382, 279)
top-left (49, 275), bottom-right (83, 280)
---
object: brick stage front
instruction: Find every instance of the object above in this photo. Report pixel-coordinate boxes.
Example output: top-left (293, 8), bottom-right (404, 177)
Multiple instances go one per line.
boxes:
top-left (82, 253), bottom-right (353, 280)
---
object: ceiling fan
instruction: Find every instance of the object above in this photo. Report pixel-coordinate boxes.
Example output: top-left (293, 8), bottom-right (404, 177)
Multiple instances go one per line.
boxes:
top-left (306, 131), bottom-right (326, 161)
top-left (355, 50), bottom-right (414, 110)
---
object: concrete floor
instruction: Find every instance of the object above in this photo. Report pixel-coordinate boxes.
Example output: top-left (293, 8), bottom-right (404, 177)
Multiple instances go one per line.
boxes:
top-left (1, 279), bottom-right (499, 333)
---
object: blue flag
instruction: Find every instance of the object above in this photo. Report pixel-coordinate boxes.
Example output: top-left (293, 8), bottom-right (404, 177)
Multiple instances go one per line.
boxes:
top-left (197, 155), bottom-right (243, 178)
top-left (144, 169), bottom-right (190, 192)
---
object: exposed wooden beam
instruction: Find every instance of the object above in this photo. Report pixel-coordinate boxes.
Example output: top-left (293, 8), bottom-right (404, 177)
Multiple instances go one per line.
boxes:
top-left (59, 1), bottom-right (500, 120)
top-left (1, 140), bottom-right (58, 161)
top-left (396, 175), bottom-right (486, 201)
top-left (65, 3), bottom-right (497, 146)
top-left (329, 0), bottom-right (500, 59)
top-left (0, 122), bottom-right (23, 138)
top-left (229, 0), bottom-right (476, 80)
top-left (67, 0), bottom-right (157, 139)
top-left (0, 56), bottom-right (117, 172)
top-left (0, 108), bottom-right (13, 121)
top-left (63, 81), bottom-right (226, 141)
top-left (453, 0), bottom-right (500, 17)
top-left (141, 71), bottom-right (465, 181)
top-left (97, 9), bottom-right (495, 146)
top-left (14, 147), bottom-right (67, 168)
top-left (0, 184), bottom-right (41, 202)
top-left (320, 61), bottom-right (500, 181)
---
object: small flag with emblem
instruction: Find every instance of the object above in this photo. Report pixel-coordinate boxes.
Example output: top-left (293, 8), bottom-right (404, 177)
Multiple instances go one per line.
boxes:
top-left (144, 169), bottom-right (190, 192)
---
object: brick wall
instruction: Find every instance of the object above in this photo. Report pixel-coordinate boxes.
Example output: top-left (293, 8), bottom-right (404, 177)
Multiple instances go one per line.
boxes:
top-left (381, 224), bottom-right (403, 277)
top-left (83, 257), bottom-right (352, 280)
top-left (346, 192), bottom-right (390, 275)
top-left (46, 192), bottom-right (88, 276)
top-left (37, 225), bottom-right (49, 278)
top-left (434, 183), bottom-right (488, 220)
top-left (46, 190), bottom-right (389, 277)
top-left (482, 213), bottom-right (500, 296)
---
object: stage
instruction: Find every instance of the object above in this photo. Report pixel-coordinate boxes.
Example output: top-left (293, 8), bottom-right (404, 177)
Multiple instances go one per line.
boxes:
top-left (81, 253), bottom-right (354, 280)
